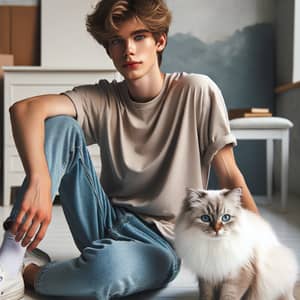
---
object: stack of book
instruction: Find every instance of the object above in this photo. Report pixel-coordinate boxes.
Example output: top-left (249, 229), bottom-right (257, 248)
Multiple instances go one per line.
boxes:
top-left (228, 107), bottom-right (272, 120)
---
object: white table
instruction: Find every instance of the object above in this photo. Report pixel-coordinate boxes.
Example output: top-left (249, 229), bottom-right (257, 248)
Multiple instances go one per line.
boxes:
top-left (230, 117), bottom-right (293, 209)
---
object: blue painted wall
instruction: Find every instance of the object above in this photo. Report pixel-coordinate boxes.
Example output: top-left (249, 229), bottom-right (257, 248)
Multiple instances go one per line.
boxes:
top-left (162, 3), bottom-right (275, 195)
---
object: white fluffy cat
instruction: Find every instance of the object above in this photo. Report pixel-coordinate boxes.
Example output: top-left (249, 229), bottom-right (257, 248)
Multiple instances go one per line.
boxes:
top-left (174, 188), bottom-right (298, 300)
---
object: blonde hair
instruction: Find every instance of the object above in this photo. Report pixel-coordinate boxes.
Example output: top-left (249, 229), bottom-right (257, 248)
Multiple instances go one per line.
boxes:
top-left (86, 0), bottom-right (172, 65)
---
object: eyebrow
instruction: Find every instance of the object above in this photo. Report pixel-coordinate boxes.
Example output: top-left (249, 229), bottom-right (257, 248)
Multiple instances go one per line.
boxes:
top-left (111, 29), bottom-right (151, 39)
top-left (131, 29), bottom-right (150, 35)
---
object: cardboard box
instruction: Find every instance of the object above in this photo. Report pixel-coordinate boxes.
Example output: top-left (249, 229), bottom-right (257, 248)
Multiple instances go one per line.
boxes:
top-left (0, 54), bottom-right (14, 77)
top-left (0, 6), bottom-right (40, 65)
top-left (0, 7), bottom-right (10, 54)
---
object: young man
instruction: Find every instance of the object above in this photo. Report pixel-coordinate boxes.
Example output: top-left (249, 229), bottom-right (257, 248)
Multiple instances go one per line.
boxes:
top-left (0, 0), bottom-right (258, 299)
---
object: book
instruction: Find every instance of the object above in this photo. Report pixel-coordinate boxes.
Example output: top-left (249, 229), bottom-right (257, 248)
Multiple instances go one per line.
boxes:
top-left (228, 107), bottom-right (271, 120)
top-left (229, 111), bottom-right (272, 120)
top-left (229, 107), bottom-right (270, 114)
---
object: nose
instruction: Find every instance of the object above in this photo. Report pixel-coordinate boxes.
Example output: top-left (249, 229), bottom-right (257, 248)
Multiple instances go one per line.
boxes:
top-left (213, 222), bottom-right (223, 234)
top-left (124, 38), bottom-right (135, 56)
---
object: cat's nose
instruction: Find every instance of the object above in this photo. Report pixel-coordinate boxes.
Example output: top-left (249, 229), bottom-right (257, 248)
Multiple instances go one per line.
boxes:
top-left (213, 222), bottom-right (223, 233)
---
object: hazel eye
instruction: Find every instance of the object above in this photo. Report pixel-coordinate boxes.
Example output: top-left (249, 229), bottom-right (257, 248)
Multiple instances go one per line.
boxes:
top-left (200, 215), bottom-right (211, 223)
top-left (222, 214), bottom-right (231, 222)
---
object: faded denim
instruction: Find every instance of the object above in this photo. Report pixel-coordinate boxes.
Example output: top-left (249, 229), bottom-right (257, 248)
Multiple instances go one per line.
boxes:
top-left (9, 116), bottom-right (180, 299)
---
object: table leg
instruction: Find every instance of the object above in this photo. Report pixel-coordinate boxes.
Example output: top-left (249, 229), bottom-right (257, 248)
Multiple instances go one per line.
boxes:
top-left (266, 139), bottom-right (273, 203)
top-left (281, 130), bottom-right (289, 209)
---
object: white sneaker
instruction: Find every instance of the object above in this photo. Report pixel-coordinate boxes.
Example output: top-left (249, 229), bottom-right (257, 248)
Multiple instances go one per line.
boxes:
top-left (0, 268), bottom-right (24, 300)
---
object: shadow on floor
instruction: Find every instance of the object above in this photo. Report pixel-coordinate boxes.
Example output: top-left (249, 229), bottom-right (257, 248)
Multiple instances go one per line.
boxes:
top-left (26, 289), bottom-right (198, 300)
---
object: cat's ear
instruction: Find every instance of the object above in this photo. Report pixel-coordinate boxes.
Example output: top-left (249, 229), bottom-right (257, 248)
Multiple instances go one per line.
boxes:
top-left (223, 187), bottom-right (242, 207)
top-left (185, 188), bottom-right (207, 208)
top-left (186, 188), bottom-right (207, 199)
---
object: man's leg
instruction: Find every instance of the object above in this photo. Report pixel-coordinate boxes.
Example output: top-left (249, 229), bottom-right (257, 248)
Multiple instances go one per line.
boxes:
top-left (6, 116), bottom-right (117, 245)
top-left (43, 116), bottom-right (118, 250)
top-left (35, 117), bottom-right (179, 298)
top-left (0, 116), bottom-right (116, 298)
top-left (7, 116), bottom-right (179, 299)
top-left (34, 212), bottom-right (180, 299)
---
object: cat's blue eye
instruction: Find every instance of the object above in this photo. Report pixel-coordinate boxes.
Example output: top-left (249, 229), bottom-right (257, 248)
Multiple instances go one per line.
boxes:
top-left (200, 215), bottom-right (211, 223)
top-left (222, 214), bottom-right (231, 222)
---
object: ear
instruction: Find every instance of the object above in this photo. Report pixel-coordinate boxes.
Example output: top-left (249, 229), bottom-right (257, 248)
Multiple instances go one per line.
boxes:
top-left (156, 33), bottom-right (167, 52)
top-left (223, 187), bottom-right (242, 208)
top-left (185, 188), bottom-right (207, 208)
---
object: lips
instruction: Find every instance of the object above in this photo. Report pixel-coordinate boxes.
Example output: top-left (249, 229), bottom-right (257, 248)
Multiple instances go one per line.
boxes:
top-left (122, 61), bottom-right (142, 68)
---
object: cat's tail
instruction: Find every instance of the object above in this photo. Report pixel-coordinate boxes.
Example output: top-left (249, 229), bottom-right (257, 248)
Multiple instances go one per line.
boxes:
top-left (255, 245), bottom-right (298, 299)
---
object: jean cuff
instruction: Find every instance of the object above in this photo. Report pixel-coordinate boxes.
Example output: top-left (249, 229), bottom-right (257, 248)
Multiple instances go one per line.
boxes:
top-left (34, 262), bottom-right (55, 294)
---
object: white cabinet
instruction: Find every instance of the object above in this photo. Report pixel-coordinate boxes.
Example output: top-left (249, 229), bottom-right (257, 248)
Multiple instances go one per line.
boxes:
top-left (3, 66), bottom-right (119, 206)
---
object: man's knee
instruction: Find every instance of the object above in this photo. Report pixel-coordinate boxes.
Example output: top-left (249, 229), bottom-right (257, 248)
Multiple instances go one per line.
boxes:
top-left (80, 239), bottom-right (176, 297)
top-left (45, 116), bottom-right (79, 133)
top-left (44, 116), bottom-right (84, 145)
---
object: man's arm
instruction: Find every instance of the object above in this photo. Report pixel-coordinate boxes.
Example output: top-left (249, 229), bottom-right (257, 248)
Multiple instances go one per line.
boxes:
top-left (212, 144), bottom-right (259, 213)
top-left (9, 94), bottom-right (76, 250)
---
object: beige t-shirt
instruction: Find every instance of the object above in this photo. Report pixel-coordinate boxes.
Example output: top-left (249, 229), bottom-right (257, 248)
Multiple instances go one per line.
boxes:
top-left (64, 72), bottom-right (236, 242)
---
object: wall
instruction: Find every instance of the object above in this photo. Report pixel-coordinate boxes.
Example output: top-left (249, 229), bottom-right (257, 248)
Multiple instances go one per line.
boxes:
top-left (40, 0), bottom-right (113, 69)
top-left (275, 0), bottom-right (300, 196)
top-left (0, 0), bottom-right (277, 196)
top-left (275, 0), bottom-right (294, 84)
top-left (275, 0), bottom-right (300, 84)
top-left (293, 0), bottom-right (300, 82)
top-left (162, 0), bottom-right (276, 195)
top-left (276, 88), bottom-right (300, 197)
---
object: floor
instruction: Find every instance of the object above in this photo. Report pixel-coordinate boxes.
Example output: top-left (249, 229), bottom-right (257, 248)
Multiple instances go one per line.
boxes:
top-left (1, 194), bottom-right (300, 299)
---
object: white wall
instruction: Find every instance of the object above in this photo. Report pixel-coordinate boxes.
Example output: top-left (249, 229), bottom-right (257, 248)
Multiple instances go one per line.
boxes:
top-left (275, 0), bottom-right (300, 196)
top-left (293, 0), bottom-right (300, 82)
top-left (41, 0), bottom-right (114, 69)
top-left (275, 0), bottom-right (300, 84)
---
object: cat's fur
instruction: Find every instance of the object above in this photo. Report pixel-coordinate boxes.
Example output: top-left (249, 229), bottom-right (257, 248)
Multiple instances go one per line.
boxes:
top-left (174, 188), bottom-right (298, 300)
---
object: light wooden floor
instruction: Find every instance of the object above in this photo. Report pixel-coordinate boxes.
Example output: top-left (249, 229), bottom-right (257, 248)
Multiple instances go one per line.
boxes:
top-left (0, 194), bottom-right (300, 299)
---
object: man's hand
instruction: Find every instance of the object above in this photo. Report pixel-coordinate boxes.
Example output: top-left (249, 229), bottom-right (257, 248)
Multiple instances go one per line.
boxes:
top-left (11, 176), bottom-right (52, 251)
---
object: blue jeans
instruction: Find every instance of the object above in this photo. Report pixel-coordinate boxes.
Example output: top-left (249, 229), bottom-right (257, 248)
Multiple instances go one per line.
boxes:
top-left (8, 116), bottom-right (180, 299)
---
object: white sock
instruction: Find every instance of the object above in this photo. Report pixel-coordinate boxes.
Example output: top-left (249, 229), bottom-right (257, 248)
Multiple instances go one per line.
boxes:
top-left (0, 231), bottom-right (26, 278)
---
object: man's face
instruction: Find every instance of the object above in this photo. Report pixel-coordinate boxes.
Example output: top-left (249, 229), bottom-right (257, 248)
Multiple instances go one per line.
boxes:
top-left (107, 17), bottom-right (165, 81)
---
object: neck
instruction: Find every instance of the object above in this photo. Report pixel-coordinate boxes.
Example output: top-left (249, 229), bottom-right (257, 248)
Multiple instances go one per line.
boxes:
top-left (126, 71), bottom-right (165, 103)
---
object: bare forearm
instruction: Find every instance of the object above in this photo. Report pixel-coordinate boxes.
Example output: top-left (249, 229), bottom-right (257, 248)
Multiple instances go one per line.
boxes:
top-left (212, 145), bottom-right (259, 214)
top-left (218, 169), bottom-right (259, 213)
top-left (9, 94), bottom-right (76, 249)
top-left (9, 99), bottom-right (52, 249)
top-left (10, 100), bottom-right (50, 179)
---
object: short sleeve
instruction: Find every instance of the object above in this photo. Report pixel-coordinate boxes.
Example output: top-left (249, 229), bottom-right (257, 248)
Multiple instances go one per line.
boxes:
top-left (197, 76), bottom-right (237, 165)
top-left (62, 80), bottom-right (110, 145)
